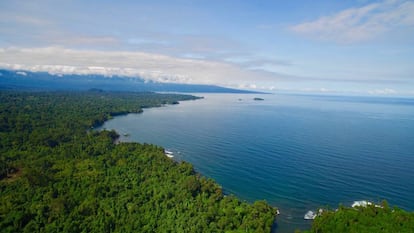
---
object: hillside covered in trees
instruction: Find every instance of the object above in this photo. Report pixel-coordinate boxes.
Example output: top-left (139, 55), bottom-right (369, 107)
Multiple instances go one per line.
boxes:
top-left (0, 90), bottom-right (277, 233)
top-left (301, 202), bottom-right (414, 233)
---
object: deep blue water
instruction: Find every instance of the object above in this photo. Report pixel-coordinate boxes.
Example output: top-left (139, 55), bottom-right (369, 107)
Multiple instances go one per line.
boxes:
top-left (99, 93), bottom-right (414, 232)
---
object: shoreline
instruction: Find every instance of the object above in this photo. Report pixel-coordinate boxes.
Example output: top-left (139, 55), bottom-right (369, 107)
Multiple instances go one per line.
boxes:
top-left (96, 96), bottom-right (313, 233)
top-left (94, 93), bottom-right (414, 232)
top-left (94, 97), bottom-right (285, 231)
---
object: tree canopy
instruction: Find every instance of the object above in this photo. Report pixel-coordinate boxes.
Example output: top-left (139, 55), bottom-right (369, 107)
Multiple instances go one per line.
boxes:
top-left (0, 90), bottom-right (277, 233)
top-left (299, 201), bottom-right (414, 233)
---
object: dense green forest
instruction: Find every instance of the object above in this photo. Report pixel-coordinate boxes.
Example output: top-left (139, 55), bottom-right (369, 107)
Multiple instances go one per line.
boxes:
top-left (300, 202), bottom-right (414, 233)
top-left (0, 90), bottom-right (277, 233)
top-left (2, 90), bottom-right (414, 233)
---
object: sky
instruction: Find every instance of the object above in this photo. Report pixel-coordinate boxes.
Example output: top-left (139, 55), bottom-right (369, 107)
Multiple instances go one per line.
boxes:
top-left (0, 0), bottom-right (413, 96)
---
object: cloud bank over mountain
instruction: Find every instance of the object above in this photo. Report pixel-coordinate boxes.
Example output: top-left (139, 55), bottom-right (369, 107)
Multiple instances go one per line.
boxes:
top-left (0, 47), bottom-right (286, 91)
top-left (1, 0), bottom-right (413, 96)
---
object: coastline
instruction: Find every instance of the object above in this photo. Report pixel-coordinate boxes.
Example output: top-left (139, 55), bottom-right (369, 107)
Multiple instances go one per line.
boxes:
top-left (0, 90), bottom-right (277, 233)
top-left (97, 93), bottom-right (414, 233)
top-left (96, 95), bottom-right (284, 231)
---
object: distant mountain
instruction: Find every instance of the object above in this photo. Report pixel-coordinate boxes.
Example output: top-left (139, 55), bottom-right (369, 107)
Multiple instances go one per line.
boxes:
top-left (0, 69), bottom-right (260, 93)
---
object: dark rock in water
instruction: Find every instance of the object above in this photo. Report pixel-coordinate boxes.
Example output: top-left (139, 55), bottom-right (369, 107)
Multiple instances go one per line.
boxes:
top-left (254, 97), bottom-right (264, 101)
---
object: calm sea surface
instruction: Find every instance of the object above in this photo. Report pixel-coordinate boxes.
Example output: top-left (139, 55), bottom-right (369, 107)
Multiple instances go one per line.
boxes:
top-left (99, 93), bottom-right (414, 232)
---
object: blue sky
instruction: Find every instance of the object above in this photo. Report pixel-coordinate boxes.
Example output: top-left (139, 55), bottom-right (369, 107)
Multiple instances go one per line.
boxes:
top-left (0, 0), bottom-right (413, 96)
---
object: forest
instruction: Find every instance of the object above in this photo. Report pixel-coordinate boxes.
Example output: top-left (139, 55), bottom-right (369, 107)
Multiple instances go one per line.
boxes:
top-left (301, 202), bottom-right (414, 233)
top-left (1, 90), bottom-right (414, 233)
top-left (0, 90), bottom-right (277, 233)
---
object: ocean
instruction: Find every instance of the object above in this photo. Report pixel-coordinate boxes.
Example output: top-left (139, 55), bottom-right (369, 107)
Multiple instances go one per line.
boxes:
top-left (98, 93), bottom-right (414, 232)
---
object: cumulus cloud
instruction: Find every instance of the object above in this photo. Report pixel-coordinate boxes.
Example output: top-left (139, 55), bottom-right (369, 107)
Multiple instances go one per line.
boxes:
top-left (0, 47), bottom-right (286, 90)
top-left (290, 0), bottom-right (414, 43)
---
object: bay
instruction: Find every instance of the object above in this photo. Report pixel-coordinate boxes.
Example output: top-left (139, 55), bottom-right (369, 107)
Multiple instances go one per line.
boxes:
top-left (99, 93), bottom-right (414, 232)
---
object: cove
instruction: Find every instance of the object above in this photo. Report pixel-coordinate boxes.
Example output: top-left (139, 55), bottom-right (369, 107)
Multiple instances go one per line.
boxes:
top-left (98, 93), bottom-right (414, 232)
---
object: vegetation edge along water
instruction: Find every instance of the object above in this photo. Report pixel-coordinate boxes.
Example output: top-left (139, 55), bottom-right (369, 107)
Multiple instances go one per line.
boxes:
top-left (1, 90), bottom-right (414, 233)
top-left (0, 90), bottom-right (277, 233)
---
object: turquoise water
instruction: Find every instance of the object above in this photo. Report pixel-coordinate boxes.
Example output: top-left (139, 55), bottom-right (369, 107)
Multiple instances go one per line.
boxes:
top-left (99, 93), bottom-right (414, 232)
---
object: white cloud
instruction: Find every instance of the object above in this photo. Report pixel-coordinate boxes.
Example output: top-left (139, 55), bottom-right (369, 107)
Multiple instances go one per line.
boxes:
top-left (290, 0), bottom-right (414, 43)
top-left (1, 47), bottom-right (411, 96)
top-left (0, 46), bottom-right (285, 90)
